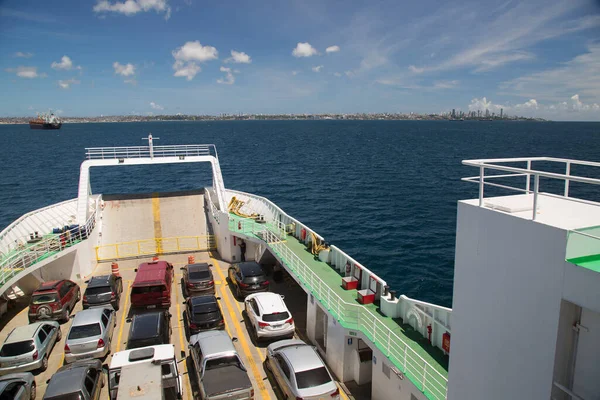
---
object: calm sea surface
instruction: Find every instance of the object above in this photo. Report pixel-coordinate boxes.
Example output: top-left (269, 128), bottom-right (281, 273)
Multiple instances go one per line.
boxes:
top-left (1, 120), bottom-right (599, 307)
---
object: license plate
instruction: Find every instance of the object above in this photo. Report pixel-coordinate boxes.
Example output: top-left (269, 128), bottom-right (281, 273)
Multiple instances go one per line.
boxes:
top-left (272, 324), bottom-right (282, 328)
top-left (252, 285), bottom-right (260, 289)
top-left (147, 305), bottom-right (157, 309)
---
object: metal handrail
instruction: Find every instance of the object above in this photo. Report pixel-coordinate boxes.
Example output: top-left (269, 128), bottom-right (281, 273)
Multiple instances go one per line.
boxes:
top-left (85, 144), bottom-right (217, 159)
top-left (95, 235), bottom-right (217, 261)
top-left (253, 226), bottom-right (448, 399)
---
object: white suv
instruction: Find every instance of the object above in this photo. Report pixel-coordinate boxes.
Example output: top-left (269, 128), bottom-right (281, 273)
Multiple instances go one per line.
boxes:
top-left (244, 292), bottom-right (295, 341)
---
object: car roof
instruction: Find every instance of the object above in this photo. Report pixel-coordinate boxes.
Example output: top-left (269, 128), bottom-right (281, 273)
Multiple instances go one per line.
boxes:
top-left (0, 373), bottom-right (33, 392)
top-left (190, 295), bottom-right (217, 307)
top-left (71, 308), bottom-right (108, 326)
top-left (36, 280), bottom-right (63, 291)
top-left (187, 263), bottom-right (210, 272)
top-left (5, 322), bottom-right (50, 342)
top-left (190, 330), bottom-right (235, 357)
top-left (239, 262), bottom-right (263, 275)
top-left (277, 343), bottom-right (324, 373)
top-left (87, 275), bottom-right (112, 287)
top-left (133, 262), bottom-right (168, 286)
top-left (250, 292), bottom-right (287, 314)
top-left (45, 361), bottom-right (100, 397)
top-left (130, 312), bottom-right (162, 339)
top-left (110, 344), bottom-right (175, 370)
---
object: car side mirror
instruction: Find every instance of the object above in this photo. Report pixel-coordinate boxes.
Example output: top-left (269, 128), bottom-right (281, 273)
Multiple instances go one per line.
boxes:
top-left (168, 313), bottom-right (173, 318)
top-left (134, 268), bottom-right (138, 272)
top-left (180, 267), bottom-right (185, 270)
top-left (84, 280), bottom-right (89, 284)
top-left (232, 337), bottom-right (238, 342)
top-left (280, 295), bottom-right (285, 300)
top-left (216, 297), bottom-right (221, 300)
top-left (208, 264), bottom-right (213, 267)
top-left (126, 318), bottom-right (132, 323)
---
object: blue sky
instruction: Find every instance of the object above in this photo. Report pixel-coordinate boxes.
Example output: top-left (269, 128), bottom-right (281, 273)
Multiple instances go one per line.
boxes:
top-left (1, 0), bottom-right (599, 120)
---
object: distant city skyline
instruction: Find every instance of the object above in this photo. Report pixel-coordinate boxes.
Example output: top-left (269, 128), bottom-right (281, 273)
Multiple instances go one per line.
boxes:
top-left (1, 0), bottom-right (599, 121)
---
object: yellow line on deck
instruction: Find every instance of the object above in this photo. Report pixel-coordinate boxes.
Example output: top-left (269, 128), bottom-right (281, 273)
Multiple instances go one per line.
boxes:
top-left (212, 258), bottom-right (270, 400)
top-left (152, 193), bottom-right (163, 247)
top-left (115, 281), bottom-right (131, 352)
top-left (175, 281), bottom-right (192, 400)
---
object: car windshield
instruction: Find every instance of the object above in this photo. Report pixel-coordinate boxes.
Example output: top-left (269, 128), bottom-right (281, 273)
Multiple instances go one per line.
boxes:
top-left (189, 270), bottom-right (210, 280)
top-left (44, 393), bottom-right (84, 400)
top-left (205, 355), bottom-right (240, 370)
top-left (85, 286), bottom-right (111, 296)
top-left (69, 323), bottom-right (101, 339)
top-left (131, 286), bottom-right (165, 294)
top-left (263, 312), bottom-right (289, 322)
top-left (31, 293), bottom-right (58, 304)
top-left (0, 340), bottom-right (34, 356)
top-left (295, 367), bottom-right (332, 389)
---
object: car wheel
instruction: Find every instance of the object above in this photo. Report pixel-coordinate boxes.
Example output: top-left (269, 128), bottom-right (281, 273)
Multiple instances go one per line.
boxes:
top-left (76, 290), bottom-right (81, 302)
top-left (40, 355), bottom-right (48, 372)
top-left (29, 382), bottom-right (36, 400)
top-left (236, 285), bottom-right (241, 299)
top-left (57, 329), bottom-right (62, 341)
top-left (60, 309), bottom-right (69, 323)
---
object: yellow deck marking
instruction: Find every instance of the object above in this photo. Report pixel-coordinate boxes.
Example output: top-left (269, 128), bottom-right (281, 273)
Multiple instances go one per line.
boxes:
top-left (212, 258), bottom-right (270, 399)
top-left (115, 281), bottom-right (131, 352)
top-left (152, 194), bottom-right (163, 250)
top-left (338, 383), bottom-right (350, 400)
top-left (174, 280), bottom-right (192, 400)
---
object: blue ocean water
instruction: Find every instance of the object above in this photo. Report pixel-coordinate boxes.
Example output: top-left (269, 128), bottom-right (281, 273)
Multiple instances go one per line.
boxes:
top-left (1, 120), bottom-right (599, 307)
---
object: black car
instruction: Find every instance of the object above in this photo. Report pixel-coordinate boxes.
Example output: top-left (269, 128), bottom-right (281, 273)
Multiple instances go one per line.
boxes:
top-left (185, 295), bottom-right (225, 334)
top-left (181, 263), bottom-right (215, 296)
top-left (83, 275), bottom-right (123, 311)
top-left (43, 359), bottom-right (103, 400)
top-left (126, 311), bottom-right (172, 350)
top-left (227, 262), bottom-right (269, 299)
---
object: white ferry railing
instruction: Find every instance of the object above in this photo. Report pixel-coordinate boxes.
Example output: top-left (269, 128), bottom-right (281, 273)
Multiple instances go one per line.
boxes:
top-left (0, 209), bottom-right (97, 287)
top-left (205, 189), bottom-right (221, 225)
top-left (254, 227), bottom-right (448, 400)
top-left (462, 157), bottom-right (600, 221)
top-left (85, 144), bottom-right (216, 159)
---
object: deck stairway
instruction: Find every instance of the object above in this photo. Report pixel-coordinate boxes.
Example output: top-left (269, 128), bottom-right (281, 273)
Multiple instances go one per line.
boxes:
top-left (229, 214), bottom-right (449, 400)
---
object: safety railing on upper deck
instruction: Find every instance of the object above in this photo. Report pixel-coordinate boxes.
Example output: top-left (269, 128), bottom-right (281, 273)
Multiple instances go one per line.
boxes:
top-left (0, 210), bottom-right (97, 288)
top-left (85, 144), bottom-right (217, 159)
top-left (462, 157), bottom-right (600, 221)
top-left (247, 226), bottom-right (448, 400)
top-left (95, 235), bottom-right (217, 261)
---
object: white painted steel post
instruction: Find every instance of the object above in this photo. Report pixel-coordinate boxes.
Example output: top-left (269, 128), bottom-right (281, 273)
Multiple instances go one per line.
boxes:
top-left (478, 166), bottom-right (484, 206)
top-left (533, 174), bottom-right (540, 221)
top-left (422, 363), bottom-right (427, 392)
top-left (565, 161), bottom-right (571, 197)
top-left (526, 160), bottom-right (531, 193)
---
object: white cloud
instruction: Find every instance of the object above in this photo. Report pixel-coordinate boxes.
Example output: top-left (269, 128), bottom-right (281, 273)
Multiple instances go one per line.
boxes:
top-left (172, 41), bottom-right (218, 80)
top-left (51, 55), bottom-right (74, 70)
top-left (292, 42), bottom-right (318, 57)
top-left (217, 66), bottom-right (235, 85)
top-left (291, 71), bottom-right (299, 76)
top-left (345, 70), bottom-right (354, 77)
top-left (433, 80), bottom-right (459, 89)
top-left (312, 65), bottom-right (323, 72)
top-left (408, 65), bottom-right (424, 73)
top-left (5, 66), bottom-right (45, 79)
top-left (58, 78), bottom-right (81, 89)
top-left (113, 62), bottom-right (136, 76)
top-left (473, 51), bottom-right (535, 73)
top-left (225, 50), bottom-right (251, 64)
top-left (334, 72), bottom-right (342, 77)
top-left (150, 101), bottom-right (164, 110)
top-left (14, 52), bottom-right (33, 58)
top-left (325, 45), bottom-right (340, 53)
top-left (93, 0), bottom-right (171, 19)
top-left (468, 97), bottom-right (504, 113)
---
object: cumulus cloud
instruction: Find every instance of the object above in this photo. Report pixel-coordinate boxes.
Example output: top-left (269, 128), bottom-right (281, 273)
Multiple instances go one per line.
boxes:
top-left (51, 55), bottom-right (74, 70)
top-left (408, 65), bottom-right (424, 73)
top-left (14, 52), bottom-right (33, 58)
top-left (217, 66), bottom-right (235, 85)
top-left (58, 78), bottom-right (81, 89)
top-left (113, 62), bottom-right (136, 76)
top-left (172, 41), bottom-right (218, 80)
top-left (312, 65), bottom-right (323, 72)
top-left (292, 42), bottom-right (318, 57)
top-left (5, 66), bottom-right (46, 79)
top-left (225, 50), bottom-right (251, 64)
top-left (150, 101), bottom-right (164, 110)
top-left (326, 45), bottom-right (340, 53)
top-left (93, 0), bottom-right (171, 19)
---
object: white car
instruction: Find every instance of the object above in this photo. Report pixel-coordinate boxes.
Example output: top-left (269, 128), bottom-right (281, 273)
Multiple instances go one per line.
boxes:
top-left (244, 292), bottom-right (295, 340)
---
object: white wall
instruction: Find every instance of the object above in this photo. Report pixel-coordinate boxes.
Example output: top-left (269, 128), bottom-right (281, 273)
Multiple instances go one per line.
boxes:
top-left (572, 307), bottom-right (600, 399)
top-left (371, 345), bottom-right (427, 400)
top-left (448, 201), bottom-right (567, 400)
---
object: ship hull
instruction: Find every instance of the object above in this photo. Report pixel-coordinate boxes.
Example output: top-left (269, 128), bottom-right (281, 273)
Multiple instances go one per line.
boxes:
top-left (29, 122), bottom-right (62, 130)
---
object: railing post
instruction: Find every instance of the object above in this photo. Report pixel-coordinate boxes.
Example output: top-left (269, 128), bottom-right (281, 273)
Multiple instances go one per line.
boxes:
top-left (422, 362), bottom-right (427, 391)
top-left (532, 174), bottom-right (540, 221)
top-left (526, 160), bottom-right (531, 193)
top-left (403, 344), bottom-right (408, 371)
top-left (565, 161), bottom-right (571, 197)
top-left (478, 166), bottom-right (484, 206)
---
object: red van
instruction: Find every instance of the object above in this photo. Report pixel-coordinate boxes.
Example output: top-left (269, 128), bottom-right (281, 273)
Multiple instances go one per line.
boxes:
top-left (131, 261), bottom-right (174, 309)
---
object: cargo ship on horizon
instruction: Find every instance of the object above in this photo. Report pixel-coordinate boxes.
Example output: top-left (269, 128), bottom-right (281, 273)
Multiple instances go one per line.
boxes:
top-left (29, 112), bottom-right (62, 130)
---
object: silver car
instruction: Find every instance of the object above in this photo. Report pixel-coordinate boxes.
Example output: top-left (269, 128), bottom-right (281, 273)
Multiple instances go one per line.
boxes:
top-left (43, 359), bottom-right (104, 400)
top-left (0, 372), bottom-right (36, 400)
top-left (266, 339), bottom-right (340, 400)
top-left (0, 321), bottom-right (61, 375)
top-left (64, 308), bottom-right (115, 363)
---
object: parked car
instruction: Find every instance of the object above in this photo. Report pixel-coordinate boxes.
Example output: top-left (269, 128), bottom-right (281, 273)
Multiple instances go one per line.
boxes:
top-left (28, 280), bottom-right (80, 323)
top-left (126, 311), bottom-right (171, 350)
top-left (0, 372), bottom-right (36, 400)
top-left (0, 321), bottom-right (61, 375)
top-left (83, 274), bottom-right (123, 310)
top-left (131, 261), bottom-right (174, 309)
top-left (228, 261), bottom-right (269, 299)
top-left (65, 308), bottom-right (115, 363)
top-left (181, 262), bottom-right (215, 296)
top-left (185, 295), bottom-right (224, 334)
top-left (43, 359), bottom-right (104, 400)
top-left (245, 292), bottom-right (294, 341)
top-left (266, 339), bottom-right (339, 400)
top-left (189, 331), bottom-right (253, 400)
top-left (109, 345), bottom-right (183, 400)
